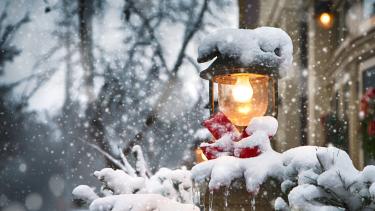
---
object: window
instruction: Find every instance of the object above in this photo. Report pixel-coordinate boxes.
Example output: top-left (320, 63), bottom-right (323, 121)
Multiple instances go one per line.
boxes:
top-left (362, 67), bottom-right (375, 91)
top-left (363, 0), bottom-right (375, 19)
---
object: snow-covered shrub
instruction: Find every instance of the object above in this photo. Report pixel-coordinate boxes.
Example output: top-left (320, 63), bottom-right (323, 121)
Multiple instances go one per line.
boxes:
top-left (276, 146), bottom-right (375, 211)
top-left (72, 145), bottom-right (197, 210)
top-left (193, 146), bottom-right (375, 210)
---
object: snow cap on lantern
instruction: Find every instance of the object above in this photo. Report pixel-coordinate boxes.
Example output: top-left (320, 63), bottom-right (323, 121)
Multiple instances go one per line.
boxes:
top-left (197, 27), bottom-right (293, 79)
top-left (197, 27), bottom-right (293, 127)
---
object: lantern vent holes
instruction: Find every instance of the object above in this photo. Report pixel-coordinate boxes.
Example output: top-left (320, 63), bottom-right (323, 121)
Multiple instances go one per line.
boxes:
top-left (274, 48), bottom-right (281, 57)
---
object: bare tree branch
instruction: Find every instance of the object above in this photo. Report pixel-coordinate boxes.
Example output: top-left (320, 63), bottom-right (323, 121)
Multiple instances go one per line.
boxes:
top-left (132, 145), bottom-right (150, 178)
top-left (118, 146), bottom-right (136, 177)
top-left (123, 0), bottom-right (210, 154)
top-left (78, 138), bottom-right (128, 171)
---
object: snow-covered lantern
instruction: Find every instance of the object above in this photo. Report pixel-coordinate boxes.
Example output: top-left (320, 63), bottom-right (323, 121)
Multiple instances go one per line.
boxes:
top-left (197, 28), bottom-right (292, 130)
top-left (199, 58), bottom-right (278, 129)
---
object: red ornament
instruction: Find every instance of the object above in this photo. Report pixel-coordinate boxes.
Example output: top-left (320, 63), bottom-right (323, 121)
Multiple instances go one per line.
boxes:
top-left (368, 120), bottom-right (375, 137)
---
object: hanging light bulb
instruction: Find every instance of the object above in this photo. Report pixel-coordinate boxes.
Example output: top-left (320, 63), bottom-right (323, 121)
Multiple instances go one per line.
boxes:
top-left (232, 75), bottom-right (253, 103)
top-left (318, 12), bottom-right (333, 29)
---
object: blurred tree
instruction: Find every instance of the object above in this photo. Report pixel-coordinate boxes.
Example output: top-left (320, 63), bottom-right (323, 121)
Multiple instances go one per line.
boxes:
top-left (1, 0), bottom-right (235, 171)
top-left (0, 2), bottom-right (30, 161)
top-left (67, 0), bottom-right (232, 169)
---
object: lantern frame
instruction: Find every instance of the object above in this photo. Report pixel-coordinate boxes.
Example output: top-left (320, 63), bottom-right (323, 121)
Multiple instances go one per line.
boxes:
top-left (200, 57), bottom-right (280, 121)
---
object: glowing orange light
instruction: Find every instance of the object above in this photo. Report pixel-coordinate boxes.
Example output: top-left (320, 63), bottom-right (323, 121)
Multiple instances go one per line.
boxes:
top-left (195, 147), bottom-right (207, 163)
top-left (216, 73), bottom-right (269, 127)
top-left (318, 12), bottom-right (333, 29)
top-left (232, 75), bottom-right (253, 103)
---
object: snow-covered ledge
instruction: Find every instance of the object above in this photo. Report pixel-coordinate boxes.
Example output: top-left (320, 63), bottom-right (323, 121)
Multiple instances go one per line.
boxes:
top-left (191, 120), bottom-right (375, 210)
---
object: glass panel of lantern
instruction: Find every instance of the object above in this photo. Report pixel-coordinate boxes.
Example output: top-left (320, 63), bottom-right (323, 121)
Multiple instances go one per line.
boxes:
top-left (212, 73), bottom-right (277, 127)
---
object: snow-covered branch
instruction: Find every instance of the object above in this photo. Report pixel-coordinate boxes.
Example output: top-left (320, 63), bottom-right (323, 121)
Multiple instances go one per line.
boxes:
top-left (73, 145), bottom-right (197, 210)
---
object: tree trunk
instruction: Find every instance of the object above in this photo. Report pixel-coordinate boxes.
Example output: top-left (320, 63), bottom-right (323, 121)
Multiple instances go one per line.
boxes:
top-left (77, 0), bottom-right (113, 166)
top-left (78, 0), bottom-right (95, 102)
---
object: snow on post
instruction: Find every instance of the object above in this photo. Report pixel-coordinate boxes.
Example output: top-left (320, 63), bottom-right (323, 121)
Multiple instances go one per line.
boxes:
top-left (192, 143), bottom-right (375, 210)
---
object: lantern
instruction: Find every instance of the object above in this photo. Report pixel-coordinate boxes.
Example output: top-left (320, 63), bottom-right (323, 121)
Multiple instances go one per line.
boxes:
top-left (318, 12), bottom-right (334, 29)
top-left (199, 57), bottom-right (279, 130)
top-left (315, 1), bottom-right (334, 29)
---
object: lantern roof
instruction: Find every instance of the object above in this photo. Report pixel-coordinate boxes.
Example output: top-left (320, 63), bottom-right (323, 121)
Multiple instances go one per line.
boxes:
top-left (199, 56), bottom-right (279, 80)
top-left (197, 27), bottom-right (293, 80)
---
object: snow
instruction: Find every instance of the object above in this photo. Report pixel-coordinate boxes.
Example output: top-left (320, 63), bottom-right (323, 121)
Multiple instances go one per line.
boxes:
top-left (73, 120), bottom-right (375, 210)
top-left (93, 168), bottom-right (146, 194)
top-left (72, 185), bottom-right (99, 204)
top-left (193, 128), bottom-right (211, 140)
top-left (202, 133), bottom-right (234, 151)
top-left (193, 116), bottom-right (282, 191)
top-left (234, 131), bottom-right (270, 152)
top-left (89, 194), bottom-right (198, 211)
top-left (274, 197), bottom-right (288, 211)
top-left (192, 117), bottom-right (375, 210)
top-left (132, 145), bottom-right (149, 179)
top-left (199, 116), bottom-right (278, 158)
top-left (197, 27), bottom-right (293, 77)
top-left (362, 165), bottom-right (375, 183)
top-left (73, 145), bottom-right (196, 210)
top-left (74, 167), bottom-right (196, 210)
top-left (144, 168), bottom-right (192, 203)
top-left (245, 116), bottom-right (278, 136)
top-left (287, 184), bottom-right (342, 211)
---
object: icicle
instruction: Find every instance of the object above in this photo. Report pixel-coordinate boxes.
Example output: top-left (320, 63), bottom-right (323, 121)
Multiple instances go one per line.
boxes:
top-left (201, 182), bottom-right (208, 210)
top-left (209, 190), bottom-right (214, 211)
top-left (224, 186), bottom-right (229, 208)
top-left (250, 197), bottom-right (256, 211)
top-left (192, 183), bottom-right (200, 206)
top-left (192, 184), bottom-right (196, 205)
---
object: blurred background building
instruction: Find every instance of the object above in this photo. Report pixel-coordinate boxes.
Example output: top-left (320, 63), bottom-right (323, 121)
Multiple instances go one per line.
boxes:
top-left (240, 0), bottom-right (375, 168)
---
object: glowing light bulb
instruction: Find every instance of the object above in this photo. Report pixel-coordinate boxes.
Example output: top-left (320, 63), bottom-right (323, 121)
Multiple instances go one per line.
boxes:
top-left (319, 12), bottom-right (333, 28)
top-left (232, 76), bottom-right (253, 102)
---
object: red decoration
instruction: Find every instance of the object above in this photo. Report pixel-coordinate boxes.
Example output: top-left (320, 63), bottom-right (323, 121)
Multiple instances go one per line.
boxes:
top-left (201, 112), bottom-right (262, 160)
top-left (368, 120), bottom-right (375, 136)
top-left (239, 129), bottom-right (251, 140)
top-left (202, 112), bottom-right (239, 140)
top-left (200, 145), bottom-right (225, 160)
top-left (360, 88), bottom-right (375, 137)
top-left (236, 147), bottom-right (261, 158)
top-left (361, 88), bottom-right (375, 115)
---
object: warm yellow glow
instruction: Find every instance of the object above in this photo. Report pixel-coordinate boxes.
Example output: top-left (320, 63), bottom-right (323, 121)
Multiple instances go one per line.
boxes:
top-left (319, 12), bottom-right (333, 28)
top-left (215, 73), bottom-right (269, 127)
top-left (232, 75), bottom-right (253, 103)
top-left (195, 148), bottom-right (207, 163)
top-left (238, 105), bottom-right (251, 114)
